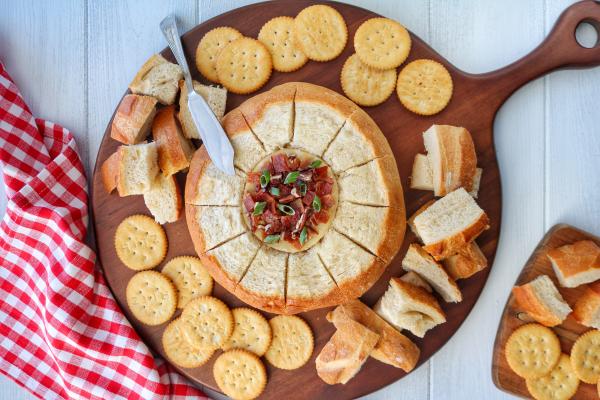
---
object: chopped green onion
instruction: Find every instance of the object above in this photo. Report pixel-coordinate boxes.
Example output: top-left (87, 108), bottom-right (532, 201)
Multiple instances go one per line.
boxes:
top-left (260, 170), bottom-right (270, 188)
top-left (299, 227), bottom-right (308, 245)
top-left (299, 182), bottom-right (307, 196)
top-left (284, 171), bottom-right (299, 184)
top-left (253, 201), bottom-right (266, 215)
top-left (312, 195), bottom-right (321, 212)
top-left (264, 234), bottom-right (280, 244)
top-left (309, 160), bottom-right (322, 168)
top-left (277, 203), bottom-right (295, 215)
top-left (269, 187), bottom-right (280, 196)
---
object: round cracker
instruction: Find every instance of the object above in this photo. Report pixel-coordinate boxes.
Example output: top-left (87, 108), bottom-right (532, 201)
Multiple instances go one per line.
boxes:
top-left (161, 256), bottom-right (213, 309)
top-left (258, 16), bottom-right (308, 72)
top-left (505, 323), bottom-right (561, 379)
top-left (222, 308), bottom-right (272, 357)
top-left (264, 315), bottom-right (313, 370)
top-left (180, 296), bottom-right (234, 349)
top-left (115, 215), bottom-right (167, 270)
top-left (396, 59), bottom-right (453, 116)
top-left (162, 318), bottom-right (214, 368)
top-left (213, 349), bottom-right (267, 400)
top-left (340, 53), bottom-right (397, 106)
top-left (126, 270), bottom-right (177, 326)
top-left (526, 354), bottom-right (580, 400)
top-left (354, 17), bottom-right (411, 70)
top-left (216, 37), bottom-right (272, 94)
top-left (293, 4), bottom-right (347, 62)
top-left (195, 26), bottom-right (242, 83)
top-left (570, 329), bottom-right (600, 384)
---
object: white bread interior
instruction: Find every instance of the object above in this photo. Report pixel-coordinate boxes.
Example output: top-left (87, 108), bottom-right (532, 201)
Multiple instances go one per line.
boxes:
top-left (402, 243), bottom-right (462, 303)
top-left (333, 202), bottom-right (389, 260)
top-left (116, 142), bottom-right (158, 196)
top-left (206, 232), bottom-right (262, 283)
top-left (400, 271), bottom-right (432, 293)
top-left (286, 248), bottom-right (339, 305)
top-left (338, 156), bottom-right (396, 206)
top-left (443, 241), bottom-right (488, 280)
top-left (143, 174), bottom-right (181, 224)
top-left (512, 274), bottom-right (572, 326)
top-left (188, 161), bottom-right (245, 206)
top-left (129, 54), bottom-right (183, 105)
top-left (237, 246), bottom-right (287, 304)
top-left (292, 102), bottom-right (346, 156)
top-left (547, 240), bottom-right (600, 288)
top-left (410, 153), bottom-right (433, 191)
top-left (193, 206), bottom-right (246, 251)
top-left (374, 278), bottom-right (446, 337)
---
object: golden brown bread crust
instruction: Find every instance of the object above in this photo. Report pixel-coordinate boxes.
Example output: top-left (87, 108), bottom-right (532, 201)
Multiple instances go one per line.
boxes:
top-left (391, 278), bottom-right (446, 318)
top-left (378, 155), bottom-right (405, 210)
top-left (110, 94), bottom-right (157, 144)
top-left (327, 299), bottom-right (420, 372)
top-left (511, 284), bottom-right (562, 327)
top-left (573, 281), bottom-right (600, 327)
top-left (184, 147), bottom-right (214, 205)
top-left (294, 81), bottom-right (357, 118)
top-left (221, 108), bottom-right (252, 140)
top-left (334, 255), bottom-right (388, 303)
top-left (423, 212), bottom-right (490, 260)
top-left (443, 241), bottom-right (488, 280)
top-left (237, 82), bottom-right (296, 130)
top-left (285, 289), bottom-right (343, 315)
top-left (346, 106), bottom-right (395, 159)
top-left (185, 204), bottom-right (207, 256)
top-left (233, 283), bottom-right (286, 315)
top-left (100, 151), bottom-right (119, 193)
top-left (152, 105), bottom-right (193, 176)
top-left (546, 240), bottom-right (600, 279)
top-left (375, 206), bottom-right (406, 263)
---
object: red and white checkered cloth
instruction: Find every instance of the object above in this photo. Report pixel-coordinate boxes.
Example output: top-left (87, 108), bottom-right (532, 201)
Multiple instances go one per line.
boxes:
top-left (0, 63), bottom-right (209, 399)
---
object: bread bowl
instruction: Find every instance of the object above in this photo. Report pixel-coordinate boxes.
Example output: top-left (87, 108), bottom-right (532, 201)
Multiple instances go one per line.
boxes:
top-left (185, 82), bottom-right (405, 314)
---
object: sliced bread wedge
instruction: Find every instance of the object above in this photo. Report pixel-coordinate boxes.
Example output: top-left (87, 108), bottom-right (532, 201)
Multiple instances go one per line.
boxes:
top-left (178, 80), bottom-right (227, 139)
top-left (547, 240), bottom-right (600, 288)
top-left (374, 278), bottom-right (446, 338)
top-left (512, 274), bottom-right (572, 327)
top-left (143, 174), bottom-right (182, 224)
top-left (129, 54), bottom-right (183, 105)
top-left (400, 271), bottom-right (432, 293)
top-left (423, 124), bottom-right (477, 196)
top-left (116, 142), bottom-right (158, 196)
top-left (407, 199), bottom-right (435, 240)
top-left (443, 241), bottom-right (488, 280)
top-left (413, 187), bottom-right (489, 260)
top-left (110, 94), bottom-right (157, 144)
top-left (573, 281), bottom-right (600, 329)
top-left (410, 153), bottom-right (433, 191)
top-left (152, 105), bottom-right (195, 176)
top-left (402, 243), bottom-right (462, 303)
top-left (100, 151), bottom-right (119, 193)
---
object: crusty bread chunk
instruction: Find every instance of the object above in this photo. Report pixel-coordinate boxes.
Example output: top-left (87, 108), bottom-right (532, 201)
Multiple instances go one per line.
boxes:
top-left (547, 240), bottom-right (600, 288)
top-left (338, 156), bottom-right (403, 207)
top-left (573, 281), bottom-right (600, 329)
top-left (407, 199), bottom-right (435, 240)
top-left (423, 124), bottom-right (477, 196)
top-left (110, 94), bottom-right (157, 145)
top-left (291, 81), bottom-right (355, 156)
top-left (185, 147), bottom-right (244, 206)
top-left (236, 246), bottom-right (287, 313)
top-left (374, 278), bottom-right (446, 337)
top-left (410, 153), bottom-right (433, 191)
top-left (221, 108), bottom-right (267, 172)
top-left (238, 83), bottom-right (295, 152)
top-left (178, 80), bottom-right (227, 139)
top-left (152, 105), bottom-right (195, 176)
top-left (100, 151), bottom-right (119, 193)
top-left (328, 300), bottom-right (420, 372)
top-left (116, 142), bottom-right (159, 196)
top-left (129, 54), bottom-right (183, 105)
top-left (443, 241), bottom-right (488, 280)
top-left (316, 314), bottom-right (379, 385)
top-left (143, 174), bottom-right (181, 224)
top-left (400, 271), bottom-right (432, 293)
top-left (512, 275), bottom-right (572, 327)
top-left (402, 243), bottom-right (462, 303)
top-left (413, 187), bottom-right (489, 260)
top-left (286, 249), bottom-right (341, 313)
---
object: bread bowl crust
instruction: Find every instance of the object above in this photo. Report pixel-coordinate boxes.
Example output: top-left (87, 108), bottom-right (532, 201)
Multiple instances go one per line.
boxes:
top-left (185, 204), bottom-right (208, 255)
top-left (333, 251), bottom-right (388, 302)
top-left (238, 82), bottom-right (297, 129)
top-left (294, 81), bottom-right (357, 118)
top-left (423, 212), bottom-right (490, 260)
top-left (234, 280), bottom-right (286, 314)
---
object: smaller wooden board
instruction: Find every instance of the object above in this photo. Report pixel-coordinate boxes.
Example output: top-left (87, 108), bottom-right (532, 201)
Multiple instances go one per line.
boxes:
top-left (491, 224), bottom-right (600, 399)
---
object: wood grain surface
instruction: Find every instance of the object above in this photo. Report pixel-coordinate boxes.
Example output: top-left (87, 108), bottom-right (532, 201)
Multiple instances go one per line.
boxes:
top-left (492, 224), bottom-right (600, 399)
top-left (89, 1), bottom-right (600, 399)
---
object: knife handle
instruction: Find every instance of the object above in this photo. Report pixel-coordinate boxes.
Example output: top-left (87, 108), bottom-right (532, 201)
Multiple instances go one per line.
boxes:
top-left (160, 14), bottom-right (194, 92)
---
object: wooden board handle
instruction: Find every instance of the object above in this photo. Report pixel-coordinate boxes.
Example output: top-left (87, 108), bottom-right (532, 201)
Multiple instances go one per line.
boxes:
top-left (475, 0), bottom-right (600, 110)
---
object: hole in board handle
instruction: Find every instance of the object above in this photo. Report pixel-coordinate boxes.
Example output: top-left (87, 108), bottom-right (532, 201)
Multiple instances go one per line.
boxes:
top-left (575, 20), bottom-right (600, 48)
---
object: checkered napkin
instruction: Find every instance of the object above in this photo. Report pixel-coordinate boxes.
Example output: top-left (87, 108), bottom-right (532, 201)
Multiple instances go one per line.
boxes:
top-left (0, 63), bottom-right (209, 399)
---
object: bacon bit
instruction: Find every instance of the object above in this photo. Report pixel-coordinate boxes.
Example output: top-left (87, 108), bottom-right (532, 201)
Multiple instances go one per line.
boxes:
top-left (321, 194), bottom-right (335, 209)
top-left (291, 198), bottom-right (304, 213)
top-left (243, 195), bottom-right (255, 212)
top-left (314, 166), bottom-right (329, 179)
top-left (286, 155), bottom-right (300, 170)
top-left (303, 191), bottom-right (316, 206)
top-left (278, 194), bottom-right (295, 204)
top-left (254, 192), bottom-right (277, 213)
top-left (314, 210), bottom-right (329, 224)
top-left (281, 216), bottom-right (293, 230)
top-left (277, 184), bottom-right (291, 196)
top-left (298, 171), bottom-right (313, 182)
top-left (247, 172), bottom-right (260, 186)
top-left (315, 181), bottom-right (333, 196)
top-left (272, 154), bottom-right (289, 173)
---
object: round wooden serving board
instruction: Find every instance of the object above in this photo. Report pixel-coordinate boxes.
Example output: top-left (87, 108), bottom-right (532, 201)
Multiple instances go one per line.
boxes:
top-left (91, 1), bottom-right (600, 398)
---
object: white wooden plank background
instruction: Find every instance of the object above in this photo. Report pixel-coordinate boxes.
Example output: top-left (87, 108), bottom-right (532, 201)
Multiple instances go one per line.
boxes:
top-left (0, 1), bottom-right (599, 399)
